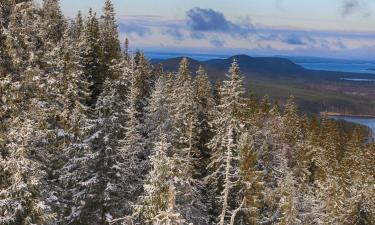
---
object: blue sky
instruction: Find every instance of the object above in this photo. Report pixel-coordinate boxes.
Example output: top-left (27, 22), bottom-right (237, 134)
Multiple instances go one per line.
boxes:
top-left (56, 0), bottom-right (375, 59)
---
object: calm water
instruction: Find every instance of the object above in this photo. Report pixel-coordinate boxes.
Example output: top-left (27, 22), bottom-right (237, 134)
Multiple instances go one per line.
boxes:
top-left (300, 62), bottom-right (375, 74)
top-left (330, 115), bottom-right (375, 137)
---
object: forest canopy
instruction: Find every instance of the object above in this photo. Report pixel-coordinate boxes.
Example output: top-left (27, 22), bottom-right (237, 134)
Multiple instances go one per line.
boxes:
top-left (0, 0), bottom-right (374, 224)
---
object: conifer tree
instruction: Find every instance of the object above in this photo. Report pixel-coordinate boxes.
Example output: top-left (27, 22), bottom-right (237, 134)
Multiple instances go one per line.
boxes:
top-left (276, 171), bottom-right (300, 225)
top-left (71, 11), bottom-right (84, 41)
top-left (282, 96), bottom-right (302, 146)
top-left (135, 134), bottom-right (176, 223)
top-left (169, 59), bottom-right (207, 224)
top-left (318, 117), bottom-right (340, 174)
top-left (134, 51), bottom-right (154, 122)
top-left (145, 76), bottom-right (176, 145)
top-left (0, 116), bottom-right (55, 225)
top-left (172, 58), bottom-right (198, 169)
top-left (194, 66), bottom-right (215, 178)
top-left (79, 9), bottom-right (103, 106)
top-left (260, 95), bottom-right (272, 115)
top-left (63, 58), bottom-right (129, 224)
top-left (53, 24), bottom-right (92, 223)
top-left (237, 133), bottom-right (265, 225)
top-left (152, 186), bottom-right (188, 225)
top-left (41, 0), bottom-right (65, 45)
top-left (100, 0), bottom-right (121, 80)
top-left (119, 60), bottom-right (147, 216)
top-left (124, 37), bottom-right (130, 62)
top-left (0, 3), bottom-right (58, 222)
top-left (144, 64), bottom-right (207, 224)
top-left (206, 59), bottom-right (247, 225)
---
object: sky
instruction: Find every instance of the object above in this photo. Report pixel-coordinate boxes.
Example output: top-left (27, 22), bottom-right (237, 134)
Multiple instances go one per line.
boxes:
top-left (56, 0), bottom-right (375, 59)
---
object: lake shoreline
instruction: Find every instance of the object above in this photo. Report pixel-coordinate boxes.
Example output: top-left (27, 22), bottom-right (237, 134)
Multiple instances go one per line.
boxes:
top-left (324, 112), bottom-right (375, 140)
top-left (320, 112), bottom-right (375, 119)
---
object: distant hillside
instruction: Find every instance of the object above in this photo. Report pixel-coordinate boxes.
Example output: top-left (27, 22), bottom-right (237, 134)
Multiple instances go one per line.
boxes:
top-left (153, 55), bottom-right (375, 115)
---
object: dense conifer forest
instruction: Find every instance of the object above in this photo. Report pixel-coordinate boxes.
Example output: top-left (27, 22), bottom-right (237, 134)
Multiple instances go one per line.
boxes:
top-left (0, 0), bottom-right (374, 224)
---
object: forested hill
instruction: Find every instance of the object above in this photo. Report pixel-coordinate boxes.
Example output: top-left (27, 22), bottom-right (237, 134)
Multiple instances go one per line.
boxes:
top-left (0, 1), bottom-right (374, 225)
top-left (156, 54), bottom-right (375, 80)
top-left (155, 55), bottom-right (375, 115)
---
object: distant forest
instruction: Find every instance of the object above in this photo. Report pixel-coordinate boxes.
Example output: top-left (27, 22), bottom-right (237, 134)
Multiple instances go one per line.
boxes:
top-left (0, 0), bottom-right (374, 225)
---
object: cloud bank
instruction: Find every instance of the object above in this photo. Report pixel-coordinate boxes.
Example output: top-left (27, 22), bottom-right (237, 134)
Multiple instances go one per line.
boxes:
top-left (186, 7), bottom-right (254, 37)
top-left (341, 0), bottom-right (372, 16)
top-left (118, 23), bottom-right (151, 37)
top-left (116, 6), bottom-right (375, 59)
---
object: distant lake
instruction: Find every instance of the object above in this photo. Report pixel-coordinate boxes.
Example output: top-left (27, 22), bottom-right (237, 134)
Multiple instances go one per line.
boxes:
top-left (330, 115), bottom-right (375, 137)
top-left (340, 78), bottom-right (375, 82)
top-left (299, 62), bottom-right (375, 74)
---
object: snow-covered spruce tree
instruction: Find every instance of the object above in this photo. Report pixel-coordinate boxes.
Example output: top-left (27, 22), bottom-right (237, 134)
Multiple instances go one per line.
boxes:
top-left (0, 0), bottom-right (17, 161)
top-left (260, 132), bottom-right (301, 225)
top-left (0, 115), bottom-right (55, 225)
top-left (275, 171), bottom-right (300, 225)
top-left (100, 0), bottom-right (121, 80)
top-left (133, 51), bottom-right (154, 123)
top-left (140, 75), bottom-right (176, 223)
top-left (70, 11), bottom-right (84, 41)
top-left (41, 0), bottom-right (65, 46)
top-left (79, 8), bottom-right (103, 106)
top-left (135, 130), bottom-right (192, 225)
top-left (0, 0), bottom-right (27, 76)
top-left (145, 75), bottom-right (176, 146)
top-left (193, 66), bottom-right (215, 179)
top-left (280, 97), bottom-right (318, 223)
top-left (142, 65), bottom-right (207, 224)
top-left (50, 22), bottom-right (92, 223)
top-left (282, 96), bottom-right (302, 147)
top-left (172, 58), bottom-right (199, 171)
top-left (171, 58), bottom-right (197, 167)
top-left (152, 185), bottom-right (190, 225)
top-left (135, 133), bottom-right (185, 224)
top-left (118, 60), bottom-right (147, 216)
top-left (206, 59), bottom-right (247, 225)
top-left (0, 3), bottom-right (58, 223)
top-left (123, 37), bottom-right (130, 62)
top-left (62, 57), bottom-right (129, 224)
top-left (238, 133), bottom-right (265, 225)
top-left (260, 95), bottom-right (272, 115)
top-left (334, 129), bottom-right (374, 224)
top-left (168, 58), bottom-right (207, 224)
top-left (317, 117), bottom-right (340, 174)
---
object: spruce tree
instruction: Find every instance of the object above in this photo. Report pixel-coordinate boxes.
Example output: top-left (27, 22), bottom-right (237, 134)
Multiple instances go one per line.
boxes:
top-left (170, 59), bottom-right (207, 224)
top-left (54, 24), bottom-right (92, 223)
top-left (206, 59), bottom-right (247, 225)
top-left (41, 0), bottom-right (65, 45)
top-left (193, 66), bottom-right (215, 178)
top-left (63, 58), bottom-right (128, 224)
top-left (145, 75), bottom-right (176, 145)
top-left (100, 0), bottom-right (121, 80)
top-left (152, 186), bottom-right (188, 225)
top-left (79, 9), bottom-right (103, 106)
top-left (0, 116), bottom-right (55, 224)
top-left (119, 60), bottom-right (147, 216)
top-left (0, 3), bottom-right (57, 223)
top-left (71, 11), bottom-right (84, 41)
top-left (282, 96), bottom-right (302, 146)
top-left (134, 51), bottom-right (154, 122)
top-left (135, 134), bottom-right (176, 223)
top-left (238, 134), bottom-right (265, 225)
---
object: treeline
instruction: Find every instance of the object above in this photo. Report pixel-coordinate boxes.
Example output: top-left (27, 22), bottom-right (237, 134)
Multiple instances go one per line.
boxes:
top-left (0, 1), bottom-right (374, 225)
